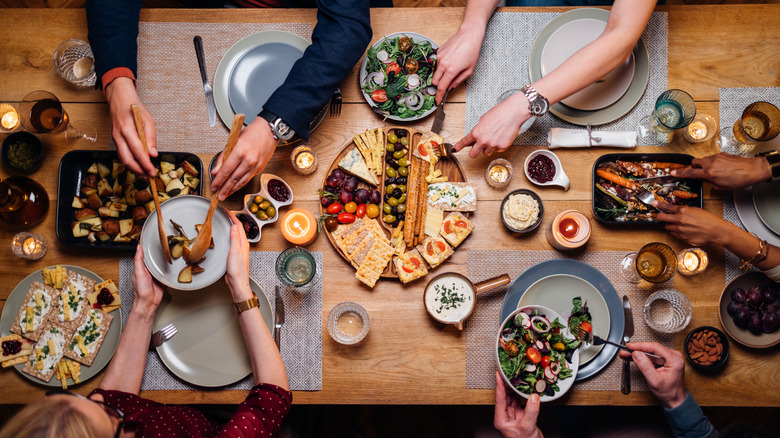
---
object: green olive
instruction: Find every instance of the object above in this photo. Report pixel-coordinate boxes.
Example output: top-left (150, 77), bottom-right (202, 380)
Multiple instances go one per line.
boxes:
top-left (398, 194), bottom-right (407, 204)
top-left (393, 150), bottom-right (405, 160)
top-left (386, 143), bottom-right (395, 153)
top-left (255, 210), bottom-right (269, 221)
top-left (398, 166), bottom-right (408, 177)
top-left (249, 203), bottom-right (259, 213)
top-left (398, 158), bottom-right (410, 167)
top-left (384, 214), bottom-right (397, 224)
top-left (400, 136), bottom-right (409, 146)
top-left (259, 201), bottom-right (271, 210)
top-left (397, 204), bottom-right (406, 213)
top-left (387, 184), bottom-right (397, 192)
top-left (397, 184), bottom-right (406, 193)
top-left (387, 197), bottom-right (399, 207)
top-left (386, 167), bottom-right (397, 178)
top-left (253, 195), bottom-right (264, 204)
top-left (266, 206), bottom-right (276, 218)
top-left (383, 203), bottom-right (393, 214)
top-left (387, 133), bottom-right (398, 144)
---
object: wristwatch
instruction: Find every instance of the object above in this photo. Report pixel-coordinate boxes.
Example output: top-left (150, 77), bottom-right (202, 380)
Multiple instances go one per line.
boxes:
top-left (234, 292), bottom-right (260, 314)
top-left (258, 109), bottom-right (295, 141)
top-left (758, 150), bottom-right (780, 181)
top-left (519, 85), bottom-right (550, 117)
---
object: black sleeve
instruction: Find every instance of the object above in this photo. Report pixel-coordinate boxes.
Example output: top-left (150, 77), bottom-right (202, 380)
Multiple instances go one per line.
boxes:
top-left (263, 0), bottom-right (373, 140)
top-left (86, 0), bottom-right (143, 86)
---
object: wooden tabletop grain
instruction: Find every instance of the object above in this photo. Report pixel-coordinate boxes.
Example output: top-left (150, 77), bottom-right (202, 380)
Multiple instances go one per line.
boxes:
top-left (1, 5), bottom-right (779, 407)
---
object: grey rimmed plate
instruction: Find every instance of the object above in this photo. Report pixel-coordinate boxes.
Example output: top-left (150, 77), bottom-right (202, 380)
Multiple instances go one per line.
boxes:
top-left (154, 277), bottom-right (273, 387)
top-left (500, 259), bottom-right (624, 381)
top-left (0, 266), bottom-right (122, 387)
top-left (529, 8), bottom-right (650, 126)
top-left (734, 186), bottom-right (780, 246)
top-left (752, 180), bottom-right (780, 235)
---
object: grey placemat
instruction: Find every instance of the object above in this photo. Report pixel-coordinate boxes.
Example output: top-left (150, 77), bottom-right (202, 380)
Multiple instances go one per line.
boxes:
top-left (119, 22), bottom-right (312, 154)
top-left (466, 250), bottom-right (673, 391)
top-left (718, 87), bottom-right (780, 283)
top-left (465, 11), bottom-right (668, 146)
top-left (118, 251), bottom-right (323, 391)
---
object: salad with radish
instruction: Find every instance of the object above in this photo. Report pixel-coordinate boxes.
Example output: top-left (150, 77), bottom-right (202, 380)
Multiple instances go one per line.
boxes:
top-left (361, 33), bottom-right (438, 120)
top-left (568, 297), bottom-right (593, 336)
top-left (498, 307), bottom-right (580, 398)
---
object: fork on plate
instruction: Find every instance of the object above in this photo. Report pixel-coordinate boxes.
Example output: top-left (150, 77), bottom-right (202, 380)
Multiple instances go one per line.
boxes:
top-left (329, 88), bottom-right (342, 116)
top-left (572, 326), bottom-right (665, 366)
top-left (150, 323), bottom-right (177, 349)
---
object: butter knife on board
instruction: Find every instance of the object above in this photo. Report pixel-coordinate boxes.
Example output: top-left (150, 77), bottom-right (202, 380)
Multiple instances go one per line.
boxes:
top-left (193, 36), bottom-right (216, 127)
top-left (431, 89), bottom-right (449, 134)
top-left (274, 286), bottom-right (284, 351)
top-left (621, 295), bottom-right (633, 395)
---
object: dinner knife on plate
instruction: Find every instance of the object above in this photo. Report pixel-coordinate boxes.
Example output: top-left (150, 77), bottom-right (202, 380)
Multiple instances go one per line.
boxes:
top-left (621, 295), bottom-right (633, 395)
top-left (274, 286), bottom-right (284, 351)
top-left (431, 89), bottom-right (449, 134)
top-left (193, 36), bottom-right (216, 127)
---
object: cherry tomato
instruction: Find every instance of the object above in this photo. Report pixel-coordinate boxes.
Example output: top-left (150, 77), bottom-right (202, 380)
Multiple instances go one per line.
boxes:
top-left (386, 62), bottom-right (402, 75)
top-left (371, 89), bottom-right (388, 103)
top-left (324, 217), bottom-right (338, 232)
top-left (579, 321), bottom-right (592, 333)
top-left (398, 36), bottom-right (412, 52)
top-left (455, 220), bottom-right (469, 229)
top-left (418, 143), bottom-right (429, 157)
top-left (337, 212), bottom-right (356, 224)
top-left (540, 356), bottom-right (551, 368)
top-left (326, 203), bottom-right (343, 215)
top-left (410, 256), bottom-right (421, 268)
top-left (553, 342), bottom-right (566, 351)
top-left (504, 340), bottom-right (520, 357)
top-left (404, 58), bottom-right (419, 74)
top-left (355, 204), bottom-right (367, 218)
top-left (526, 347), bottom-right (542, 364)
top-left (344, 201), bottom-right (358, 214)
top-left (443, 220), bottom-right (452, 234)
top-left (402, 265), bottom-right (414, 274)
top-left (366, 204), bottom-right (380, 218)
top-left (436, 241), bottom-right (446, 252)
top-left (426, 242), bottom-right (435, 255)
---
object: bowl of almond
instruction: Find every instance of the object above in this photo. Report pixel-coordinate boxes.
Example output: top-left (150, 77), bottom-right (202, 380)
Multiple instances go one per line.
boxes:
top-left (684, 326), bottom-right (729, 371)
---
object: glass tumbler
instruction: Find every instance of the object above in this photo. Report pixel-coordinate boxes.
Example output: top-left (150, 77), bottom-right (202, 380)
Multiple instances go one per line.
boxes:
top-left (326, 301), bottom-right (370, 345)
top-left (275, 247), bottom-right (316, 287)
top-left (53, 39), bottom-right (97, 87)
top-left (724, 102), bottom-right (780, 155)
top-left (643, 288), bottom-right (692, 333)
top-left (651, 89), bottom-right (697, 133)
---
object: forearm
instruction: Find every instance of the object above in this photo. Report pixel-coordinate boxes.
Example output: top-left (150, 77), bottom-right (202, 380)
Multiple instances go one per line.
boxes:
top-left (720, 227), bottom-right (780, 272)
top-left (461, 0), bottom-right (501, 34)
top-left (98, 302), bottom-right (156, 394)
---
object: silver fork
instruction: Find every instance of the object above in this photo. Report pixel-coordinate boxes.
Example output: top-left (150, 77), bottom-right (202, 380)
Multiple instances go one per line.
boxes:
top-left (634, 189), bottom-right (657, 206)
top-left (150, 323), bottom-right (177, 349)
top-left (572, 326), bottom-right (665, 366)
top-left (329, 88), bottom-right (342, 116)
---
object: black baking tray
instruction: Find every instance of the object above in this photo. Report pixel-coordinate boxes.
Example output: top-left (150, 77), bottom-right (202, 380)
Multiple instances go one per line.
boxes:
top-left (592, 153), bottom-right (703, 225)
top-left (56, 151), bottom-right (203, 249)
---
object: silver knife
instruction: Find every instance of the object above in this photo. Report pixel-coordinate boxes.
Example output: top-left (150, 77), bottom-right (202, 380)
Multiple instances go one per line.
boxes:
top-left (193, 36), bottom-right (216, 127)
top-left (430, 89), bottom-right (449, 134)
top-left (274, 286), bottom-right (284, 351)
top-left (621, 295), bottom-right (633, 395)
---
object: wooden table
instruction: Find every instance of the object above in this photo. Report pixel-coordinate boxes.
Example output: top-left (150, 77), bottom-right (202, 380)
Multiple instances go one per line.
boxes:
top-left (1, 5), bottom-right (779, 407)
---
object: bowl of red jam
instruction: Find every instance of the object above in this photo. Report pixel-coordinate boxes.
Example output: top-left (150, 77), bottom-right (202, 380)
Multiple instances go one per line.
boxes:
top-left (524, 149), bottom-right (569, 191)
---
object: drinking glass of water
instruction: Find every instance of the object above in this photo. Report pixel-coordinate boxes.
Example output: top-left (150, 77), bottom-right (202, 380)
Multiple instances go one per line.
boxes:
top-left (638, 89), bottom-right (696, 143)
top-left (721, 101), bottom-right (780, 155)
top-left (275, 247), bottom-right (316, 287)
top-left (53, 39), bottom-right (96, 88)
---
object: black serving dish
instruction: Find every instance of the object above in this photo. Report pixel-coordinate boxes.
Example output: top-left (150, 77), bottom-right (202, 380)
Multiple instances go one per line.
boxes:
top-left (592, 153), bottom-right (703, 225)
top-left (56, 150), bottom-right (203, 249)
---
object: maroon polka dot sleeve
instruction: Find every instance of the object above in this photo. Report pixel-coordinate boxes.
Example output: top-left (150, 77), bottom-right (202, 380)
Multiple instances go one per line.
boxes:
top-left (90, 384), bottom-right (292, 438)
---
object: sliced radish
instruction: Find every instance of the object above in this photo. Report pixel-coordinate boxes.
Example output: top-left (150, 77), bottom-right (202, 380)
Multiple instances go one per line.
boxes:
top-left (516, 312), bottom-right (532, 329)
top-left (534, 340), bottom-right (544, 350)
top-left (543, 366), bottom-right (555, 381)
top-left (535, 380), bottom-right (546, 393)
top-left (524, 363), bottom-right (536, 373)
top-left (531, 316), bottom-right (550, 333)
top-left (365, 71), bottom-right (385, 87)
top-left (545, 373), bottom-right (558, 384)
top-left (544, 341), bottom-right (551, 351)
top-left (406, 74), bottom-right (421, 90)
top-left (376, 50), bottom-right (390, 63)
top-left (550, 362), bottom-right (561, 375)
top-left (426, 85), bottom-right (437, 95)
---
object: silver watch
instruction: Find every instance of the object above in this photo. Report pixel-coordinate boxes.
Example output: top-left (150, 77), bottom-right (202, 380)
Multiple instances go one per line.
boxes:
top-left (258, 110), bottom-right (295, 141)
top-left (519, 85), bottom-right (550, 117)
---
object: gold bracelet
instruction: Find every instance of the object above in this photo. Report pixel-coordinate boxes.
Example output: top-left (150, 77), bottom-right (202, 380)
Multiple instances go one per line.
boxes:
top-left (739, 235), bottom-right (769, 270)
top-left (234, 292), bottom-right (259, 314)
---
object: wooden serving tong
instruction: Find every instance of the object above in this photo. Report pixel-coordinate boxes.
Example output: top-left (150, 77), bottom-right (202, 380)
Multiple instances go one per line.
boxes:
top-left (131, 104), bottom-right (172, 264)
top-left (188, 113), bottom-right (245, 263)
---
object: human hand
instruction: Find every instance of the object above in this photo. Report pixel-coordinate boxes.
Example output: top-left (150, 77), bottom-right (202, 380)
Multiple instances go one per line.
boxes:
top-left (131, 245), bottom-right (164, 317)
top-left (431, 26), bottom-right (485, 104)
top-left (493, 371), bottom-right (543, 438)
top-left (225, 211), bottom-right (253, 302)
top-left (210, 118), bottom-right (275, 200)
top-left (670, 152), bottom-right (772, 191)
top-left (652, 200), bottom-right (734, 247)
top-left (619, 342), bottom-right (686, 409)
top-left (105, 77), bottom-right (158, 177)
top-left (454, 93), bottom-right (530, 158)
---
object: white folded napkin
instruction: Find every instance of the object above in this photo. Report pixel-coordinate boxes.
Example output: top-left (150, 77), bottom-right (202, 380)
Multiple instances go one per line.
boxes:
top-left (546, 128), bottom-right (637, 149)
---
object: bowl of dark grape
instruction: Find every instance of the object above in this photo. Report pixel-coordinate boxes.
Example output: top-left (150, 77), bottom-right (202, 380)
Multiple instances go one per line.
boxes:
top-left (719, 272), bottom-right (780, 348)
top-left (318, 167), bottom-right (382, 233)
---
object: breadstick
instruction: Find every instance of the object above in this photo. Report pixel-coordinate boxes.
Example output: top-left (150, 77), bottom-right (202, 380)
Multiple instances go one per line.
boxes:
top-left (415, 158), bottom-right (428, 242)
top-left (404, 156), bottom-right (420, 246)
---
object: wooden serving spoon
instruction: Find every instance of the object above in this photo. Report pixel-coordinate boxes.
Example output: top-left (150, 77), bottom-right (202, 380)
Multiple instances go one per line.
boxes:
top-left (188, 113), bottom-right (245, 263)
top-left (131, 104), bottom-right (172, 264)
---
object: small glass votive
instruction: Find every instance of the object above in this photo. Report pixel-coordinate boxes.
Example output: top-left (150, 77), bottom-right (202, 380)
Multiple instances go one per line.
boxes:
top-left (677, 247), bottom-right (709, 275)
top-left (684, 114), bottom-right (717, 143)
top-left (0, 104), bottom-right (20, 133)
top-left (643, 288), bottom-right (692, 333)
top-left (485, 158), bottom-right (513, 189)
top-left (326, 301), bottom-right (369, 345)
top-left (275, 247), bottom-right (316, 287)
top-left (291, 145), bottom-right (318, 175)
top-left (53, 39), bottom-right (96, 87)
top-left (11, 232), bottom-right (46, 260)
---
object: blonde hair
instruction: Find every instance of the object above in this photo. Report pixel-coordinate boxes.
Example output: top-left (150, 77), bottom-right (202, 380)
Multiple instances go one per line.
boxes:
top-left (0, 396), bottom-right (99, 438)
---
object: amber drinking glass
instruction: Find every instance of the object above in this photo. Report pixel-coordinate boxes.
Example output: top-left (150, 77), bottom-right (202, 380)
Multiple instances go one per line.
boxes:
top-left (724, 102), bottom-right (780, 155)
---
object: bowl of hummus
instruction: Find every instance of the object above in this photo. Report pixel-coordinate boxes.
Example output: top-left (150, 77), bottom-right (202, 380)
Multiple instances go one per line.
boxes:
top-left (501, 189), bottom-right (543, 233)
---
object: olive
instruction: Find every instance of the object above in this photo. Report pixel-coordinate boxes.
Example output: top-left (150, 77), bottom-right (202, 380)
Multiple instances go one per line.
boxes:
top-left (398, 166), bottom-right (408, 177)
top-left (398, 194), bottom-right (407, 204)
top-left (387, 133), bottom-right (398, 143)
top-left (384, 193), bottom-right (392, 202)
top-left (387, 184), bottom-right (397, 192)
top-left (392, 188), bottom-right (403, 198)
top-left (386, 143), bottom-right (395, 153)
top-left (385, 154), bottom-right (395, 164)
top-left (266, 206), bottom-right (276, 218)
top-left (324, 217), bottom-right (339, 232)
top-left (384, 214), bottom-right (396, 224)
top-left (259, 201), bottom-right (271, 210)
top-left (397, 184), bottom-right (406, 193)
top-left (253, 195), bottom-right (264, 204)
top-left (255, 211), bottom-right (269, 221)
top-left (391, 206), bottom-right (398, 215)
top-left (383, 203), bottom-right (393, 214)
top-left (249, 203), bottom-right (259, 213)
top-left (396, 129), bottom-right (408, 138)
top-left (400, 136), bottom-right (409, 146)
top-left (385, 178), bottom-right (393, 187)
top-left (397, 213), bottom-right (405, 222)
top-left (389, 160), bottom-right (400, 169)
top-left (398, 158), bottom-right (410, 167)
top-left (393, 150), bottom-right (405, 160)
top-left (387, 197), bottom-right (399, 207)
top-left (386, 167), bottom-right (397, 178)
top-left (397, 204), bottom-right (406, 213)
top-left (388, 177), bottom-right (397, 185)
top-left (397, 176), bottom-right (407, 184)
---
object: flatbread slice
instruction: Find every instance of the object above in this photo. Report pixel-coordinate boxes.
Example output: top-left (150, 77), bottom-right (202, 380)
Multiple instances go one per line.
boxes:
top-left (53, 271), bottom-right (95, 331)
top-left (417, 235), bottom-right (454, 269)
top-left (394, 248), bottom-right (429, 284)
top-left (440, 212), bottom-right (475, 248)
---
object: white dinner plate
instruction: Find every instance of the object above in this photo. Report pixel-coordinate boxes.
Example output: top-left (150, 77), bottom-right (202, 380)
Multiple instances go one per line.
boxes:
top-left (752, 180), bottom-right (780, 235)
top-left (540, 18), bottom-right (635, 111)
top-left (0, 266), bottom-right (122, 387)
top-left (517, 274), bottom-right (610, 365)
top-left (734, 186), bottom-right (780, 246)
top-left (140, 195), bottom-right (232, 290)
top-left (154, 277), bottom-right (273, 387)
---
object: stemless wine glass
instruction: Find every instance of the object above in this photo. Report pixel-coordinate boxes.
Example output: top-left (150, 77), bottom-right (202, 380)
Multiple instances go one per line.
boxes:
top-left (619, 242), bottom-right (677, 284)
top-left (721, 102), bottom-right (780, 155)
top-left (638, 89), bottom-right (697, 143)
top-left (643, 288), bottom-right (692, 333)
top-left (18, 90), bottom-right (97, 146)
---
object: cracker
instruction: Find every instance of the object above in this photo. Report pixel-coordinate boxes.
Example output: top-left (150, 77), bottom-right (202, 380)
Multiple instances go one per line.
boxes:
top-left (2, 356), bottom-right (28, 368)
top-left (21, 320), bottom-right (73, 382)
top-left (9, 282), bottom-right (58, 341)
top-left (64, 310), bottom-right (113, 366)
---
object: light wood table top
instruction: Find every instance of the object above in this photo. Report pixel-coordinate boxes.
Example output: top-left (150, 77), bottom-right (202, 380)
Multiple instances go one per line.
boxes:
top-left (1, 5), bottom-right (779, 407)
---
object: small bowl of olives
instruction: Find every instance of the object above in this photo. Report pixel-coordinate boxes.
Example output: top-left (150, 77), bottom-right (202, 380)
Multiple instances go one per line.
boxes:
top-left (236, 173), bottom-right (294, 243)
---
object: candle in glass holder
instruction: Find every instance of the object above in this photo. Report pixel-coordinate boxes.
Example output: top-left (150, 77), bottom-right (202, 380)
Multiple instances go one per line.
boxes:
top-left (0, 104), bottom-right (20, 133)
top-left (677, 247), bottom-right (708, 275)
top-left (485, 158), bottom-right (513, 189)
top-left (280, 208), bottom-right (317, 246)
top-left (291, 145), bottom-right (318, 175)
top-left (11, 232), bottom-right (46, 260)
top-left (683, 114), bottom-right (717, 143)
top-left (546, 209), bottom-right (591, 251)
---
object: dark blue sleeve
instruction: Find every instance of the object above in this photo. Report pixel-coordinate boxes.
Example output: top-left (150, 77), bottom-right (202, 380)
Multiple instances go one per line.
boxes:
top-left (263, 0), bottom-right (372, 140)
top-left (86, 0), bottom-right (143, 85)
top-left (663, 392), bottom-right (719, 438)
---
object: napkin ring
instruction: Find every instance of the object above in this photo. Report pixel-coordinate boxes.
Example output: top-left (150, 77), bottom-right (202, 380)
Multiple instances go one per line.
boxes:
top-left (586, 124), bottom-right (602, 147)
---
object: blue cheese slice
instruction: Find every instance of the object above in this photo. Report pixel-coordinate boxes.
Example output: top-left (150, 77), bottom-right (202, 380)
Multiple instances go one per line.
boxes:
top-left (338, 147), bottom-right (378, 186)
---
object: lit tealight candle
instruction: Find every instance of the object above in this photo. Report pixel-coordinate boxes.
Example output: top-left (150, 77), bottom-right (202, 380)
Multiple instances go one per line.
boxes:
top-left (677, 248), bottom-right (708, 275)
top-left (11, 232), bottom-right (46, 260)
top-left (0, 104), bottom-right (20, 132)
top-left (546, 210), bottom-right (591, 251)
top-left (281, 208), bottom-right (318, 246)
top-left (687, 121), bottom-right (707, 140)
top-left (485, 158), bottom-right (513, 189)
top-left (291, 145), bottom-right (318, 175)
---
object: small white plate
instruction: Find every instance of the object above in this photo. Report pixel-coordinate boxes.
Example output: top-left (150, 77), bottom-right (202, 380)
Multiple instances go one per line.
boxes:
top-left (141, 195), bottom-right (232, 290)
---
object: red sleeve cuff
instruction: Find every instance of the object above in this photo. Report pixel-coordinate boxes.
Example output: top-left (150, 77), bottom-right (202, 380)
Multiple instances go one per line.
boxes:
top-left (101, 67), bottom-right (136, 91)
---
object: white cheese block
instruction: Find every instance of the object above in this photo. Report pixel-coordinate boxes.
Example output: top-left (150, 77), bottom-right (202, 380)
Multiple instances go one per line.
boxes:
top-left (338, 147), bottom-right (378, 186)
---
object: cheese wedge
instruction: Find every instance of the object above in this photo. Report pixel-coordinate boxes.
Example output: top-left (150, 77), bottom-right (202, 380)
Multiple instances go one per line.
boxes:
top-left (338, 147), bottom-right (378, 186)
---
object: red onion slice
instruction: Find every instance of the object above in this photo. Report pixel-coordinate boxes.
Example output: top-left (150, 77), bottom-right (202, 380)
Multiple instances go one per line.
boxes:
top-left (531, 316), bottom-right (550, 333)
top-left (365, 71), bottom-right (385, 87)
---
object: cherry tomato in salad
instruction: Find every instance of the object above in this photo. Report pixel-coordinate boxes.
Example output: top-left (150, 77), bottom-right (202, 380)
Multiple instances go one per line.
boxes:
top-left (386, 62), bottom-right (402, 76)
top-left (404, 58), bottom-right (419, 75)
top-left (526, 347), bottom-right (542, 364)
top-left (579, 321), bottom-right (592, 333)
top-left (355, 204), bottom-right (367, 218)
top-left (337, 212), bottom-right (356, 224)
top-left (326, 203), bottom-right (343, 215)
top-left (398, 36), bottom-right (412, 52)
top-left (371, 90), bottom-right (388, 103)
top-left (553, 342), bottom-right (566, 351)
top-left (504, 340), bottom-right (520, 357)
top-left (540, 356), bottom-right (551, 368)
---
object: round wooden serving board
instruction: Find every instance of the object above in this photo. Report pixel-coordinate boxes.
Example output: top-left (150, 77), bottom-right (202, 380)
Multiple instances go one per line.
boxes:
top-left (320, 127), bottom-right (468, 279)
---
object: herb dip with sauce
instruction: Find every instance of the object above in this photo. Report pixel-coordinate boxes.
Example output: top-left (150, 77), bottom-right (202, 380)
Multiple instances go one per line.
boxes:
top-left (425, 274), bottom-right (474, 323)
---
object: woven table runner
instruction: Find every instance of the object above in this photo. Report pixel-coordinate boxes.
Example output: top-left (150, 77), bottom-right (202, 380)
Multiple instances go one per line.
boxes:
top-left (117, 251), bottom-right (323, 391)
top-left (124, 22), bottom-right (312, 154)
top-left (718, 87), bottom-right (780, 283)
top-left (465, 11), bottom-right (668, 146)
top-left (465, 250), bottom-right (673, 391)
